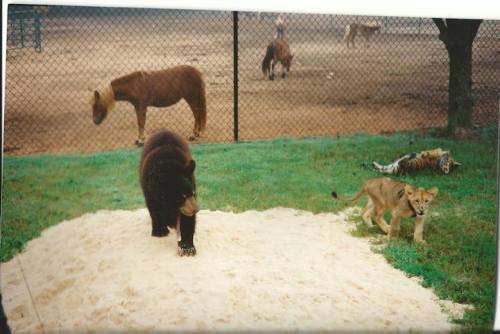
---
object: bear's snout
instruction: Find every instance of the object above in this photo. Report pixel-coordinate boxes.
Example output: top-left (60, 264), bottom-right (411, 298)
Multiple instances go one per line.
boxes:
top-left (180, 196), bottom-right (199, 216)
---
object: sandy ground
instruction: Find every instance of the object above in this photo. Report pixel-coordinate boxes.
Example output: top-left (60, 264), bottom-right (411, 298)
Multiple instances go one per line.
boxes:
top-left (0, 207), bottom-right (470, 333)
top-left (4, 13), bottom-right (499, 155)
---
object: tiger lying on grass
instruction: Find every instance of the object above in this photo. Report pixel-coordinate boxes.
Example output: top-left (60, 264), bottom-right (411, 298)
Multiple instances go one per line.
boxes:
top-left (372, 148), bottom-right (461, 175)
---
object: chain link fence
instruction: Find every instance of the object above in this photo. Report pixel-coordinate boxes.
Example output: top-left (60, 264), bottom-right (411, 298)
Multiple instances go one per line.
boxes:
top-left (4, 5), bottom-right (500, 155)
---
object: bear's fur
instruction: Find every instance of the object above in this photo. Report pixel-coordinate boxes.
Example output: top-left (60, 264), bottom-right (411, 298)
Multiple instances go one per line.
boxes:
top-left (140, 129), bottom-right (198, 256)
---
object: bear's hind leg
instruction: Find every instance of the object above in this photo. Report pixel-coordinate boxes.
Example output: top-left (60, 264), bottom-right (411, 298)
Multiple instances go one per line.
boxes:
top-left (146, 199), bottom-right (170, 237)
top-left (151, 214), bottom-right (169, 237)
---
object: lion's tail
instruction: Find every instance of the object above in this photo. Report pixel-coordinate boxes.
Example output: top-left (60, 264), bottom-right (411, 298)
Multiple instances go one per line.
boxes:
top-left (331, 186), bottom-right (365, 203)
top-left (262, 44), bottom-right (275, 76)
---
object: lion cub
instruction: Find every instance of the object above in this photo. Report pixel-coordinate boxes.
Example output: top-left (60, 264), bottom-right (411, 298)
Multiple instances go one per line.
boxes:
top-left (332, 177), bottom-right (438, 244)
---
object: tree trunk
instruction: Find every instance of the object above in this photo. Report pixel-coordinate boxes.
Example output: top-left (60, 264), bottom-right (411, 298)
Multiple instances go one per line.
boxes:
top-left (447, 42), bottom-right (473, 132)
top-left (432, 18), bottom-right (482, 136)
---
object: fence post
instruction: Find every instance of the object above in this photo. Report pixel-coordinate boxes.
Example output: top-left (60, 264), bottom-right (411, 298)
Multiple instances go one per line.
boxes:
top-left (34, 11), bottom-right (42, 52)
top-left (233, 11), bottom-right (239, 142)
top-left (19, 14), bottom-right (25, 47)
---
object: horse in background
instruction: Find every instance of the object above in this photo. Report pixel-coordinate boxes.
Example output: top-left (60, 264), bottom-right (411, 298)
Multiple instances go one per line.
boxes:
top-left (344, 21), bottom-right (381, 48)
top-left (91, 65), bottom-right (207, 145)
top-left (275, 15), bottom-right (285, 39)
top-left (261, 39), bottom-right (294, 80)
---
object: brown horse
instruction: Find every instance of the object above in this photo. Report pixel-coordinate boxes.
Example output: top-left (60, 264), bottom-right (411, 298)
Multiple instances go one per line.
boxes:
top-left (261, 39), bottom-right (293, 80)
top-left (91, 65), bottom-right (207, 145)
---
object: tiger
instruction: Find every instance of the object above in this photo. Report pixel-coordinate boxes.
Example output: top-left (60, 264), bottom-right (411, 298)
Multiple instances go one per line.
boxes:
top-left (372, 148), bottom-right (461, 175)
top-left (344, 22), bottom-right (381, 48)
top-left (332, 177), bottom-right (438, 244)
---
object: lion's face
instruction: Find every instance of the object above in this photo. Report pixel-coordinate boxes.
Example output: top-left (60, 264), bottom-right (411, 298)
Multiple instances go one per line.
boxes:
top-left (405, 185), bottom-right (438, 216)
top-left (92, 90), bottom-right (108, 125)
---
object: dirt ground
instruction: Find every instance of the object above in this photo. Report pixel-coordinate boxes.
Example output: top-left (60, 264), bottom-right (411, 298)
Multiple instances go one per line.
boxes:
top-left (4, 12), bottom-right (500, 155)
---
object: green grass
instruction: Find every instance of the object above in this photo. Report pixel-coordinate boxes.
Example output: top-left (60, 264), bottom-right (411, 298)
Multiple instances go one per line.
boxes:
top-left (1, 130), bottom-right (497, 332)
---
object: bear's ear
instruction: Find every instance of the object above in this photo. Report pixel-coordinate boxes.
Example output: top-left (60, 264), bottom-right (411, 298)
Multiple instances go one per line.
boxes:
top-left (186, 159), bottom-right (196, 174)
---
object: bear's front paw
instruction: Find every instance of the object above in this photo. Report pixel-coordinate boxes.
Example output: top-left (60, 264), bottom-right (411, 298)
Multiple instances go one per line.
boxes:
top-left (177, 241), bottom-right (196, 256)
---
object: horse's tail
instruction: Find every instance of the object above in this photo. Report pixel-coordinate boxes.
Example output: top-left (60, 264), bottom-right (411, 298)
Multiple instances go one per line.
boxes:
top-left (198, 77), bottom-right (207, 132)
top-left (262, 44), bottom-right (275, 75)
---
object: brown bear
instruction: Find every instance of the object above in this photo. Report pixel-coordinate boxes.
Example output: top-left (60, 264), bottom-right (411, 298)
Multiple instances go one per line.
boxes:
top-left (140, 129), bottom-right (199, 256)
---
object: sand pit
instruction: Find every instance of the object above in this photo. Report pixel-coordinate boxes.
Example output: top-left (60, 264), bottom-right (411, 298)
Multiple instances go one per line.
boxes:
top-left (1, 208), bottom-right (467, 333)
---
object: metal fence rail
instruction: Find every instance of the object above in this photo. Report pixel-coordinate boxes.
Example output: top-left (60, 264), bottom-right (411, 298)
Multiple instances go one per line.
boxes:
top-left (4, 5), bottom-right (500, 155)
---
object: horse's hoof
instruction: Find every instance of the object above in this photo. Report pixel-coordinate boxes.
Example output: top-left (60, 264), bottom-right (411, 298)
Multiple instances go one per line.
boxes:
top-left (281, 73), bottom-right (286, 79)
top-left (135, 140), bottom-right (144, 147)
top-left (269, 76), bottom-right (274, 81)
top-left (188, 136), bottom-right (196, 141)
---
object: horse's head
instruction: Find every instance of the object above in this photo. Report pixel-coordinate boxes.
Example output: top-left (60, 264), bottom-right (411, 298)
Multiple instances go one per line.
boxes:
top-left (92, 88), bottom-right (115, 125)
top-left (92, 91), bottom-right (107, 125)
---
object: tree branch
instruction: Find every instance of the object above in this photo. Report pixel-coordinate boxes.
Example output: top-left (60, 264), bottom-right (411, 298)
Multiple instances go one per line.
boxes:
top-left (469, 19), bottom-right (483, 42)
top-left (432, 18), bottom-right (448, 44)
top-left (444, 19), bottom-right (483, 46)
